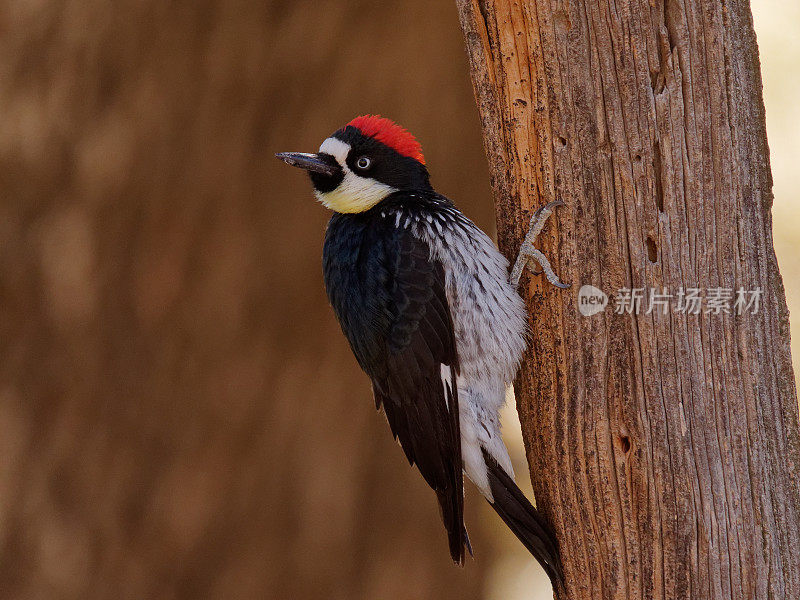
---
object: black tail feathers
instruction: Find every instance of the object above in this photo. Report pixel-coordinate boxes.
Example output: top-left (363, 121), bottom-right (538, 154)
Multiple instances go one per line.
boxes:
top-left (436, 489), bottom-right (472, 565)
top-left (482, 449), bottom-right (564, 585)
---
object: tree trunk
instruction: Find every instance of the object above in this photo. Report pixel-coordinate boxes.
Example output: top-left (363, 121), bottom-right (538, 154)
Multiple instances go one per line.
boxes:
top-left (456, 0), bottom-right (800, 598)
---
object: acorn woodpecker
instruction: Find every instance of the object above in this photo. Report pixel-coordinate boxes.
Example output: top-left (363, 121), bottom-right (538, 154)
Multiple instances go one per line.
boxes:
top-left (277, 115), bottom-right (566, 583)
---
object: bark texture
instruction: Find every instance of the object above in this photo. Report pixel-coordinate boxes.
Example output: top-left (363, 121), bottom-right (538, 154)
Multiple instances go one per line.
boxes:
top-left (457, 0), bottom-right (800, 598)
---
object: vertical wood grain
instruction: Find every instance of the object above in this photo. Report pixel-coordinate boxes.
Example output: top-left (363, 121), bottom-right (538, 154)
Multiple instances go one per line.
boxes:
top-left (456, 0), bottom-right (800, 597)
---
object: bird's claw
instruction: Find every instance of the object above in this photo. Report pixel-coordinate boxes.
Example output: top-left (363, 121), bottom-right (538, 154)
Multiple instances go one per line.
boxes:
top-left (532, 198), bottom-right (566, 220)
top-left (516, 245), bottom-right (570, 289)
top-left (509, 200), bottom-right (569, 289)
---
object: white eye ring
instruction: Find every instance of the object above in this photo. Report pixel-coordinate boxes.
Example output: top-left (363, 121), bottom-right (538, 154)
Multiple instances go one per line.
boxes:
top-left (355, 156), bottom-right (372, 170)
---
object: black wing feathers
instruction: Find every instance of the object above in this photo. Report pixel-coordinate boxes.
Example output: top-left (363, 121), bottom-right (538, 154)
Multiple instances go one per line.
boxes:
top-left (323, 212), bottom-right (467, 563)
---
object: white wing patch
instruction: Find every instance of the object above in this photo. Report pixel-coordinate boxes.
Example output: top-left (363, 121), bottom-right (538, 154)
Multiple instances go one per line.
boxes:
top-left (440, 363), bottom-right (453, 411)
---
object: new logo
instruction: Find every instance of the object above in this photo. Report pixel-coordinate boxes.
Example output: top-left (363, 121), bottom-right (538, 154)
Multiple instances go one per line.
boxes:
top-left (578, 285), bottom-right (608, 316)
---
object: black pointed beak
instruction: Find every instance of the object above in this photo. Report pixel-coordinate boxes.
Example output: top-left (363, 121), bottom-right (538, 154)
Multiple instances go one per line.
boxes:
top-left (275, 152), bottom-right (338, 176)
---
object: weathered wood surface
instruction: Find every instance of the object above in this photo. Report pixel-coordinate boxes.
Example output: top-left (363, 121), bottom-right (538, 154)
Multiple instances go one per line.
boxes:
top-left (456, 0), bottom-right (800, 598)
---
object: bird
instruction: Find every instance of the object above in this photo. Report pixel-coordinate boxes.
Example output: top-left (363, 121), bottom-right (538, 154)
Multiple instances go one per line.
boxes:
top-left (276, 115), bottom-right (567, 585)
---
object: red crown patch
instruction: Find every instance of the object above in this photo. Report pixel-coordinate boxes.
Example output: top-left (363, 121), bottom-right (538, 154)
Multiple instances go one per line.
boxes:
top-left (346, 115), bottom-right (425, 165)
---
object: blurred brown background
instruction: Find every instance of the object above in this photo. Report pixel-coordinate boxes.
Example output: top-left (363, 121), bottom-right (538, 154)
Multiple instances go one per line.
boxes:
top-left (0, 2), bottom-right (500, 599)
top-left (0, 1), bottom-right (796, 599)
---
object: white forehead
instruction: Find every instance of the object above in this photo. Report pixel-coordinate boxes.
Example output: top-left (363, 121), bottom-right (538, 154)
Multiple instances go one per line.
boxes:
top-left (319, 137), bottom-right (351, 164)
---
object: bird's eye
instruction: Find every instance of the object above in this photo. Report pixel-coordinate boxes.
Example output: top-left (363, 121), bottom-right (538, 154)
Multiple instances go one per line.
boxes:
top-left (355, 156), bottom-right (372, 170)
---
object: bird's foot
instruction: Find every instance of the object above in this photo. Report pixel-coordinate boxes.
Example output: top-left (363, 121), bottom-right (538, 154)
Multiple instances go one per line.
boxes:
top-left (509, 199), bottom-right (570, 289)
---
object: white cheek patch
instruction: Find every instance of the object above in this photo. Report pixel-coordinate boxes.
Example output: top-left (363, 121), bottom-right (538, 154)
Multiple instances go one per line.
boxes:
top-left (315, 137), bottom-right (397, 213)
